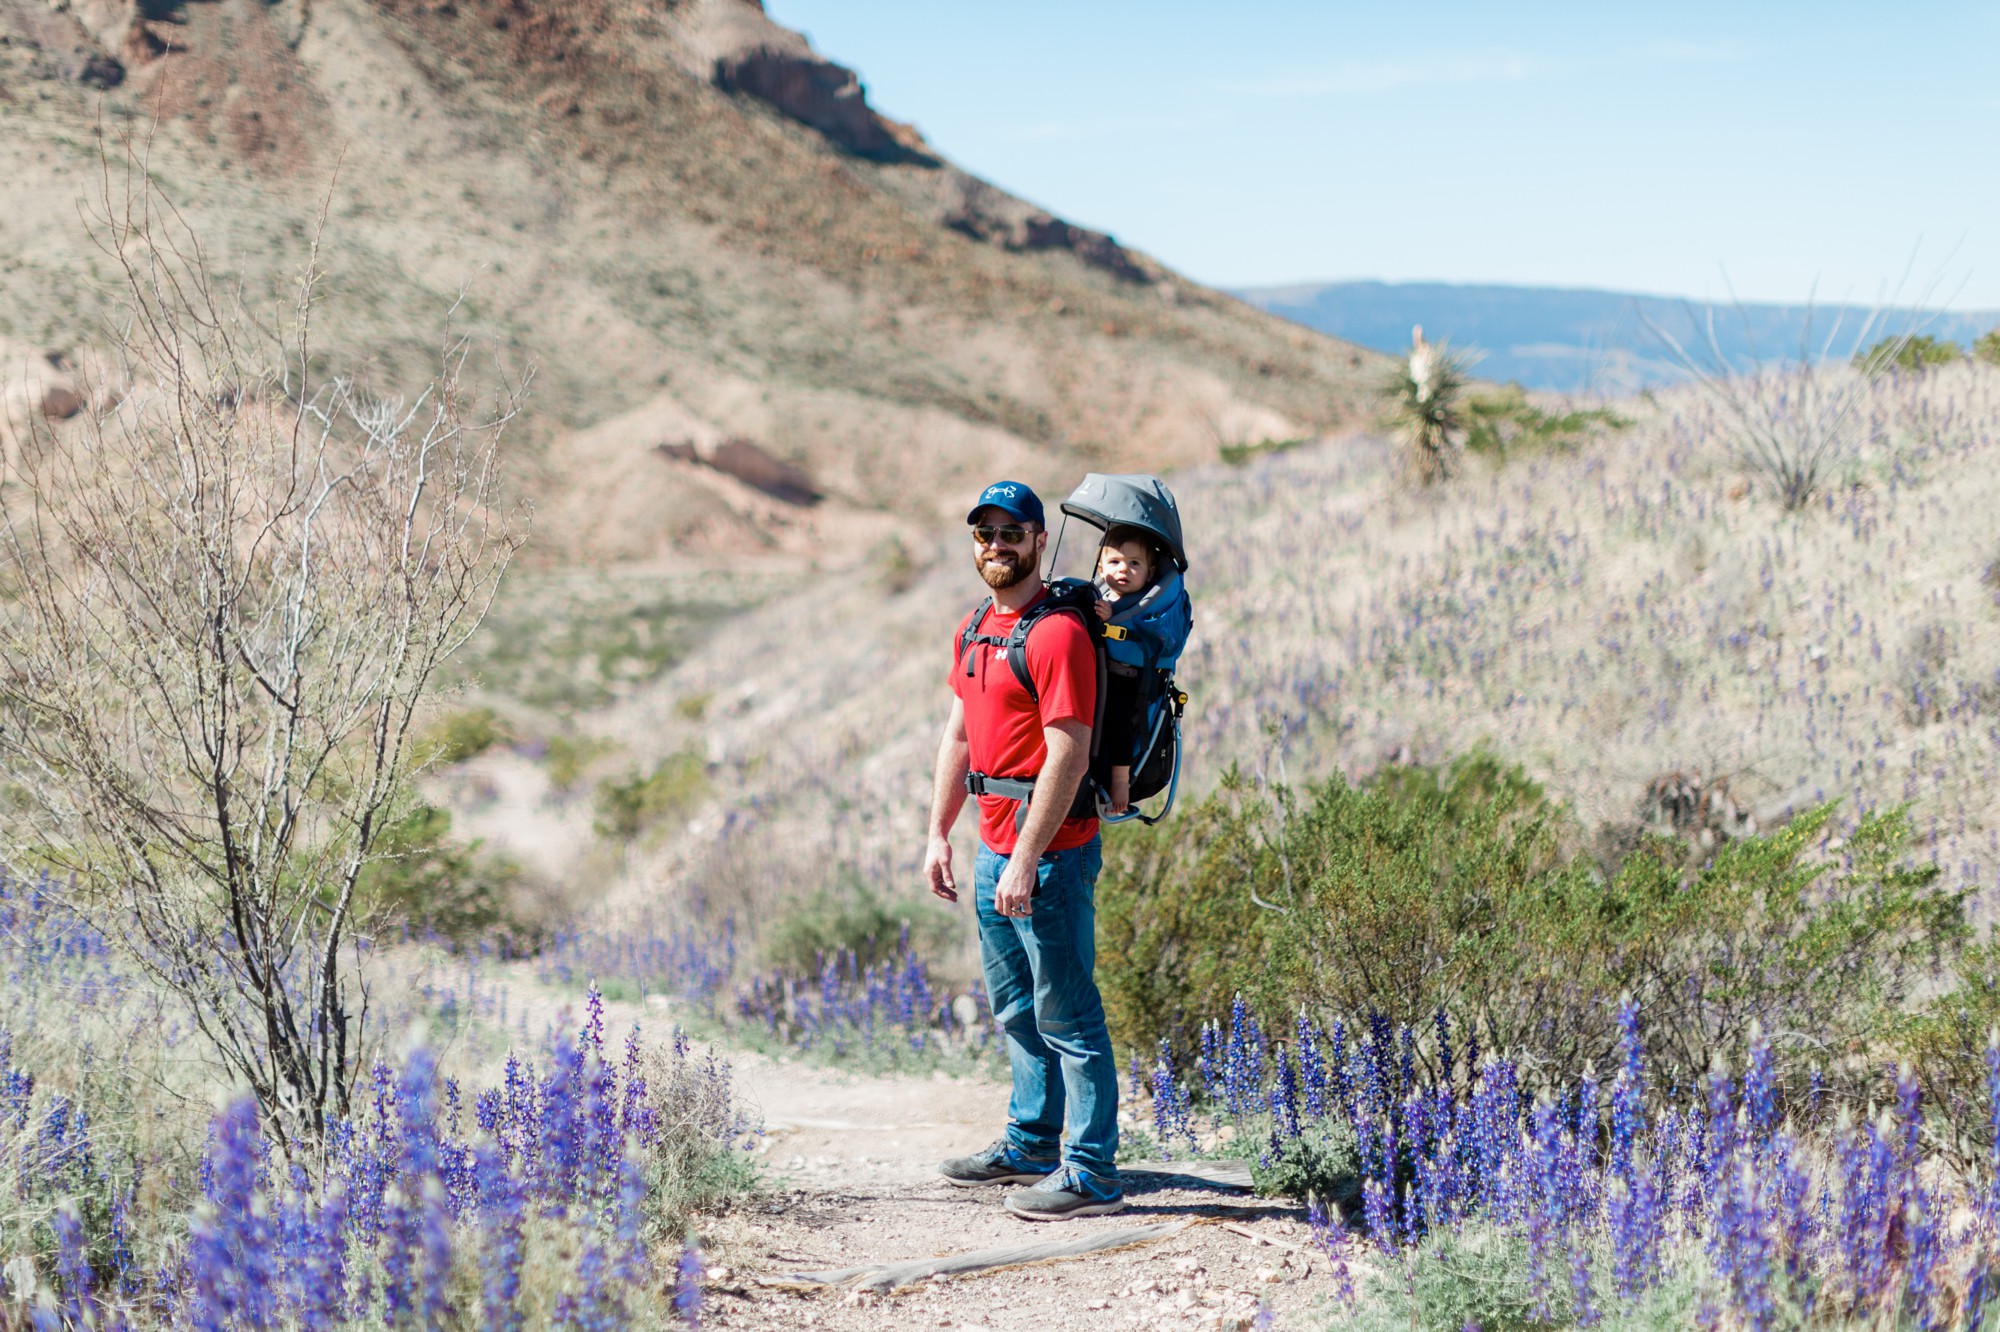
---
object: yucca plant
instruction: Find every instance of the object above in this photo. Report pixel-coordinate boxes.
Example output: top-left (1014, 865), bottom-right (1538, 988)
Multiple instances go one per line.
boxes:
top-left (1384, 325), bottom-right (1473, 484)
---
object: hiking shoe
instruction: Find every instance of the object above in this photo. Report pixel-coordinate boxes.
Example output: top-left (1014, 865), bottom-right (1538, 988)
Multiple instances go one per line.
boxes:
top-left (1004, 1167), bottom-right (1127, 1221)
top-left (939, 1140), bottom-right (1059, 1188)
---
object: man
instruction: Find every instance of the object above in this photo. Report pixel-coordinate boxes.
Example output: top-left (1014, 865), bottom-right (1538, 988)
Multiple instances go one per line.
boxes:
top-left (923, 479), bottom-right (1124, 1221)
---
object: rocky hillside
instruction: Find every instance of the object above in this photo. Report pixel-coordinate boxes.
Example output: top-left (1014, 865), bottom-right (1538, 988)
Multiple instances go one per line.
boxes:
top-left (546, 364), bottom-right (2000, 927)
top-left (0, 0), bottom-right (1379, 567)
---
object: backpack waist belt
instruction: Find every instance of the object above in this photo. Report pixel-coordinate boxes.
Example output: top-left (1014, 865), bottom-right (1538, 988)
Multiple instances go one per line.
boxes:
top-left (964, 772), bottom-right (1037, 801)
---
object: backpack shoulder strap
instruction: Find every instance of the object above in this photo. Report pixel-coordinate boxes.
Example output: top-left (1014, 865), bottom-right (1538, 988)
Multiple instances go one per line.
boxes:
top-left (958, 601), bottom-right (997, 679)
top-left (1005, 594), bottom-right (1096, 706)
top-left (1003, 589), bottom-right (1110, 810)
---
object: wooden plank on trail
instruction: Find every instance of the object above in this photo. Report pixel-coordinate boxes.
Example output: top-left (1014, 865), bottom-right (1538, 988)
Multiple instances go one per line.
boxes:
top-left (767, 1219), bottom-right (1193, 1293)
top-left (1118, 1159), bottom-right (1255, 1191)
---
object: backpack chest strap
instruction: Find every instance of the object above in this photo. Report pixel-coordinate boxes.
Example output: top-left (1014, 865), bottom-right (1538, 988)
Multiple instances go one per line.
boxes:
top-left (956, 600), bottom-right (1050, 701)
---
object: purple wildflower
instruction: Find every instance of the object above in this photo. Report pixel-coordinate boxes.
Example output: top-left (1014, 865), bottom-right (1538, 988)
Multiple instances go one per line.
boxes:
top-left (1307, 1201), bottom-right (1356, 1307)
top-left (673, 1244), bottom-right (704, 1327)
top-left (475, 1144), bottom-right (526, 1332)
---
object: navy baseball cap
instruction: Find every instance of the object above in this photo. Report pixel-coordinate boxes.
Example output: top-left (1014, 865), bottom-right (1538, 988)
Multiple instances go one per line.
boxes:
top-left (966, 480), bottom-right (1046, 527)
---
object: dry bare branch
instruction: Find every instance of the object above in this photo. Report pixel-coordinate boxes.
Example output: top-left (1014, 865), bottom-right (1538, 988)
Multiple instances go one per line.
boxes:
top-left (0, 133), bottom-right (527, 1152)
top-left (1642, 264), bottom-right (1956, 511)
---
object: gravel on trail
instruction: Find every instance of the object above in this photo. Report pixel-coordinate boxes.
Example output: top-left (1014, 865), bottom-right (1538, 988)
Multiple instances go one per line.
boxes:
top-left (689, 1052), bottom-right (1340, 1330)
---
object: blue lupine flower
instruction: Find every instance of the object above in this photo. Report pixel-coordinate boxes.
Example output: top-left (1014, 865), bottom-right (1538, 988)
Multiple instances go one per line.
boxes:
top-left (674, 1244), bottom-right (704, 1327)
top-left (1269, 1047), bottom-right (1301, 1143)
top-left (1526, 1098), bottom-right (1563, 1320)
top-left (1327, 1017), bottom-right (1353, 1120)
top-left (1307, 1201), bottom-right (1356, 1307)
top-left (53, 1201), bottom-right (99, 1330)
top-left (475, 1145), bottom-right (526, 1332)
top-left (183, 1095), bottom-right (278, 1332)
top-left (1150, 1038), bottom-right (1194, 1158)
top-left (1294, 1014), bottom-right (1329, 1120)
top-left (1223, 995), bottom-right (1266, 1119)
top-left (1744, 1026), bottom-right (1778, 1140)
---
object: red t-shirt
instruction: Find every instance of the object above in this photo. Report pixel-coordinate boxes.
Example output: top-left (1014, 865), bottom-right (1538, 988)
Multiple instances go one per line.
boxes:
top-left (950, 591), bottom-right (1099, 856)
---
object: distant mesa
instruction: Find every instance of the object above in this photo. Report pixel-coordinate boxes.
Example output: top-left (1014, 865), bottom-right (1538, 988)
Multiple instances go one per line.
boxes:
top-left (656, 436), bottom-right (822, 507)
top-left (1238, 279), bottom-right (2000, 394)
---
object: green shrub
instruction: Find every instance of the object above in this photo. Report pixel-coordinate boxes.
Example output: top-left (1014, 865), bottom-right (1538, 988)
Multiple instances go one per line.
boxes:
top-left (1219, 437), bottom-right (1306, 466)
top-left (594, 750), bottom-right (709, 840)
top-left (452, 571), bottom-right (725, 712)
top-left (1338, 1224), bottom-right (1706, 1332)
top-left (761, 877), bottom-right (956, 973)
top-left (1889, 938), bottom-right (2000, 1163)
top-left (1250, 1116), bottom-right (1359, 1208)
top-left (544, 734), bottom-right (616, 792)
top-left (1854, 333), bottom-right (1962, 375)
top-left (1463, 384), bottom-right (1627, 457)
top-left (1976, 327), bottom-right (2000, 366)
top-left (870, 536), bottom-right (922, 593)
top-left (357, 804), bottom-right (528, 942)
top-left (416, 706), bottom-right (510, 766)
top-left (1097, 771), bottom-right (1280, 1052)
top-left (1099, 751), bottom-right (1964, 1099)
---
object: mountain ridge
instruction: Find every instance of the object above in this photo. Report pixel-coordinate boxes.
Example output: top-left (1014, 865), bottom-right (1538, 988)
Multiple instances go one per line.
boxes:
top-left (1237, 278), bottom-right (2000, 393)
top-left (0, 0), bottom-right (1380, 568)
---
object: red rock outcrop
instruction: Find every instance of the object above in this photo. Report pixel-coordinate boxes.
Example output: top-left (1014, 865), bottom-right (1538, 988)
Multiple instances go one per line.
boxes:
top-left (672, 0), bottom-right (1150, 282)
top-left (712, 47), bottom-right (931, 165)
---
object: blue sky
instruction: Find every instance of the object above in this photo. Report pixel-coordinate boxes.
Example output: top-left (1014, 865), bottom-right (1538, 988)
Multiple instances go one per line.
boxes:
top-left (764, 2), bottom-right (2000, 308)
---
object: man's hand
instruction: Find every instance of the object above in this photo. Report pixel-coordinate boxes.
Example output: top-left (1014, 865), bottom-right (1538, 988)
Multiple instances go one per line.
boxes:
top-left (994, 852), bottom-right (1037, 919)
top-left (923, 833), bottom-right (958, 903)
top-left (992, 718), bottom-right (1090, 921)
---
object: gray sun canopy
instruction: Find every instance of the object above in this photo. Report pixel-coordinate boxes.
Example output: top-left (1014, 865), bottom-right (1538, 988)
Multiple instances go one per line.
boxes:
top-left (1060, 473), bottom-right (1188, 573)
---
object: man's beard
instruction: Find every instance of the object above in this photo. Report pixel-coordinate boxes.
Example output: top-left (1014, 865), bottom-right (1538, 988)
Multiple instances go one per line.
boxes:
top-left (977, 548), bottom-right (1038, 590)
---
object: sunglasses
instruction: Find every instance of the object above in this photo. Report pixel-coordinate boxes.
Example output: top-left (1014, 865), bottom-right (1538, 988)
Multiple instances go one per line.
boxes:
top-left (971, 524), bottom-right (1037, 546)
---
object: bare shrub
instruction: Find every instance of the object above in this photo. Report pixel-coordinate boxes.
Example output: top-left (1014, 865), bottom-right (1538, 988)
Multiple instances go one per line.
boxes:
top-left (1898, 620), bottom-right (1957, 726)
top-left (0, 152), bottom-right (525, 1150)
top-left (1638, 769), bottom-right (1758, 848)
top-left (1647, 298), bottom-right (1937, 511)
top-left (638, 1033), bottom-right (759, 1236)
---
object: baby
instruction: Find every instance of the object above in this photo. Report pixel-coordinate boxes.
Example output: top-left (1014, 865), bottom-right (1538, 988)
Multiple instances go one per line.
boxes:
top-left (1092, 530), bottom-right (1157, 814)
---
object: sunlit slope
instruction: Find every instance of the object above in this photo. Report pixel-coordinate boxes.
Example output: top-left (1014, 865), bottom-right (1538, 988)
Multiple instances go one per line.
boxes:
top-left (610, 367), bottom-right (2000, 909)
top-left (0, 0), bottom-right (1379, 565)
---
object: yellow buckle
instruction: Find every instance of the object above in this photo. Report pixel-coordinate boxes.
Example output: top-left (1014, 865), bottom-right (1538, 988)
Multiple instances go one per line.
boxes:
top-left (1103, 625), bottom-right (1129, 641)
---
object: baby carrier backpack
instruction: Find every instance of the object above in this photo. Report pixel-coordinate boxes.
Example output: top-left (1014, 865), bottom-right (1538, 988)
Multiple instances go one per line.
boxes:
top-left (957, 473), bottom-right (1192, 827)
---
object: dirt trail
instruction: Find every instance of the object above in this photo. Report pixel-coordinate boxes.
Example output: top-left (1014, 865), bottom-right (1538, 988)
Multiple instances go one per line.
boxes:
top-left (430, 958), bottom-right (1336, 1327)
top-left (698, 1051), bottom-right (1336, 1330)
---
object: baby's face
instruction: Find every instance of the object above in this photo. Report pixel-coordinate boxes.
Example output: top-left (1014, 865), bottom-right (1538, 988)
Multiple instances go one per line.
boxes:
top-left (1097, 541), bottom-right (1153, 593)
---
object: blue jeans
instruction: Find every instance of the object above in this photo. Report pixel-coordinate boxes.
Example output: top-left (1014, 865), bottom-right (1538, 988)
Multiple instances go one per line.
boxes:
top-left (974, 837), bottom-right (1119, 1184)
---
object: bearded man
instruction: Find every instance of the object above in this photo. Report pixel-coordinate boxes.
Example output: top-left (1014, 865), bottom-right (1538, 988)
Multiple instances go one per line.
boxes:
top-left (923, 480), bottom-right (1124, 1220)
